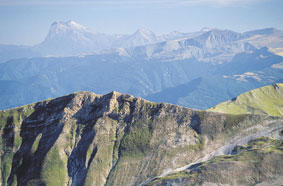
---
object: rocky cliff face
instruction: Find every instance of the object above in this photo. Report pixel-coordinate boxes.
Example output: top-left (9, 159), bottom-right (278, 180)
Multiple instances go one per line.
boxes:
top-left (0, 91), bottom-right (282, 186)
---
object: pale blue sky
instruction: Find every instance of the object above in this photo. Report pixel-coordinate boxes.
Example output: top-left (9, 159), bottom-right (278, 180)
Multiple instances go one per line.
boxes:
top-left (0, 0), bottom-right (282, 46)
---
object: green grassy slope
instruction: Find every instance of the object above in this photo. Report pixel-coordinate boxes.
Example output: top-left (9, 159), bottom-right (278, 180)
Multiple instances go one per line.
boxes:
top-left (208, 83), bottom-right (283, 116)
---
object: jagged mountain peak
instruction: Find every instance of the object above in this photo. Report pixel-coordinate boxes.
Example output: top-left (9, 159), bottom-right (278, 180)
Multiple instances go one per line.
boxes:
top-left (112, 27), bottom-right (159, 48)
top-left (49, 20), bottom-right (88, 33)
top-left (194, 28), bottom-right (242, 46)
top-left (37, 21), bottom-right (114, 56)
top-left (200, 27), bottom-right (214, 32)
top-left (45, 20), bottom-right (93, 41)
top-left (135, 27), bottom-right (154, 34)
top-left (73, 90), bottom-right (124, 100)
top-left (0, 87), bottom-right (282, 185)
top-left (51, 20), bottom-right (85, 28)
top-left (205, 28), bottom-right (240, 36)
top-left (132, 27), bottom-right (157, 40)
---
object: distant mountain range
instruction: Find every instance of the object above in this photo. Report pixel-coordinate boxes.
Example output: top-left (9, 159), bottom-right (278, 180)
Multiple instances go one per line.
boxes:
top-left (1, 21), bottom-right (283, 63)
top-left (0, 46), bottom-right (282, 110)
top-left (0, 21), bottom-right (282, 110)
top-left (0, 21), bottom-right (165, 62)
top-left (1, 21), bottom-right (283, 186)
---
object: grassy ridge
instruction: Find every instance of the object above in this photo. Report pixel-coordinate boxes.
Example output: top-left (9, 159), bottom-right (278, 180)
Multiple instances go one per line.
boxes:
top-left (208, 83), bottom-right (283, 116)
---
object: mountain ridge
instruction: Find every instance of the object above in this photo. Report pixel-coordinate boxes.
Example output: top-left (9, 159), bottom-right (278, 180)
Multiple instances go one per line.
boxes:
top-left (0, 87), bottom-right (282, 185)
top-left (0, 45), bottom-right (282, 110)
top-left (208, 83), bottom-right (283, 116)
top-left (1, 21), bottom-right (282, 63)
top-left (0, 21), bottom-right (282, 112)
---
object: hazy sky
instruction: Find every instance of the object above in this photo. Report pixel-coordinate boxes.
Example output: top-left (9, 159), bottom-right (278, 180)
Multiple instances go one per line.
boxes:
top-left (0, 0), bottom-right (282, 46)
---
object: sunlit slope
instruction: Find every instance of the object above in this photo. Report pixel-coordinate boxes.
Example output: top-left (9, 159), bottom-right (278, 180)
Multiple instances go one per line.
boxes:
top-left (208, 83), bottom-right (283, 116)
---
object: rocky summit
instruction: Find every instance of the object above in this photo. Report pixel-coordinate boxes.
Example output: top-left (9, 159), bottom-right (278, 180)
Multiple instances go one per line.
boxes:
top-left (0, 90), bottom-right (283, 186)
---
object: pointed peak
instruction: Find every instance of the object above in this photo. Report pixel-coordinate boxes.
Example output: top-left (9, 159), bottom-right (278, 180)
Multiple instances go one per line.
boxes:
top-left (200, 27), bottom-right (214, 32)
top-left (66, 21), bottom-right (86, 29)
top-left (110, 90), bottom-right (119, 95)
top-left (50, 20), bottom-right (87, 31)
top-left (134, 28), bottom-right (154, 35)
top-left (51, 21), bottom-right (61, 26)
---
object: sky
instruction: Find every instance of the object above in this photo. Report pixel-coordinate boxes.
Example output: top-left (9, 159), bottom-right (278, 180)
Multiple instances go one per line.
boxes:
top-left (0, 0), bottom-right (282, 46)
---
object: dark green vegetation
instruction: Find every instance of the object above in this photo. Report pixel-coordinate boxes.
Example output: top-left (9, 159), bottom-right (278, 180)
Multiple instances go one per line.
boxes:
top-left (0, 90), bottom-right (282, 185)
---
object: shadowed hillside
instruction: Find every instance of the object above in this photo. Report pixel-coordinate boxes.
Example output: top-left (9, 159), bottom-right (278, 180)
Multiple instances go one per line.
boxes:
top-left (0, 89), bottom-right (282, 185)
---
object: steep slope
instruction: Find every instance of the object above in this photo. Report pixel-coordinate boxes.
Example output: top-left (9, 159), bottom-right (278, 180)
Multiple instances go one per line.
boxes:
top-left (145, 49), bottom-right (283, 109)
top-left (126, 28), bottom-right (255, 64)
top-left (1, 46), bottom-right (283, 111)
top-left (37, 22), bottom-right (162, 57)
top-left (147, 137), bottom-right (283, 186)
top-left (36, 21), bottom-right (114, 56)
top-left (0, 56), bottom-right (213, 110)
top-left (241, 28), bottom-right (283, 56)
top-left (112, 28), bottom-right (160, 48)
top-left (208, 83), bottom-right (283, 116)
top-left (1, 24), bottom-right (282, 63)
top-left (0, 91), bottom-right (283, 186)
top-left (160, 31), bottom-right (190, 41)
top-left (1, 24), bottom-right (283, 110)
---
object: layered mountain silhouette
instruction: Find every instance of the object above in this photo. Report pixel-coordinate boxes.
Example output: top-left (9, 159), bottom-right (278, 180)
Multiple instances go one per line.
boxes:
top-left (0, 21), bottom-right (282, 110)
top-left (36, 21), bottom-right (114, 56)
top-left (1, 21), bottom-right (283, 63)
top-left (0, 47), bottom-right (282, 110)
